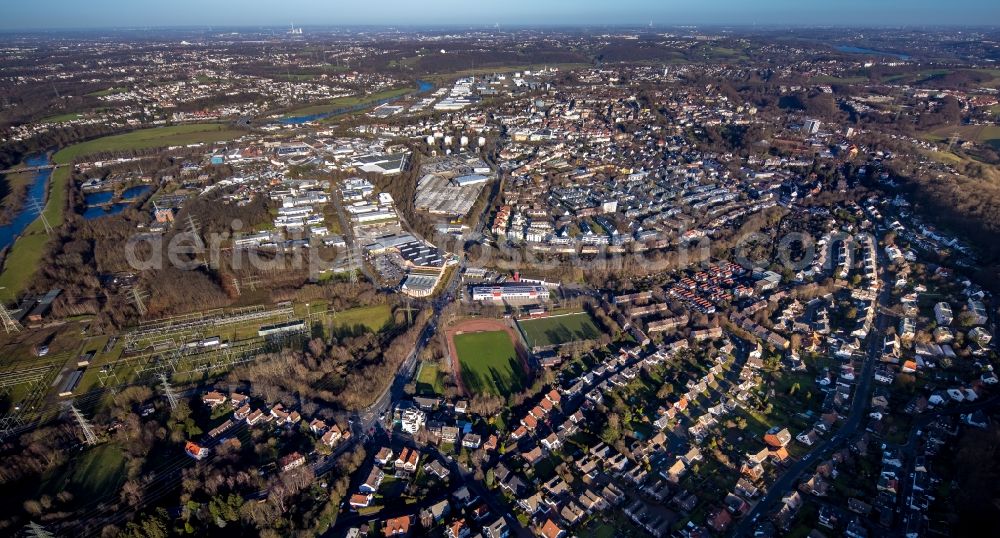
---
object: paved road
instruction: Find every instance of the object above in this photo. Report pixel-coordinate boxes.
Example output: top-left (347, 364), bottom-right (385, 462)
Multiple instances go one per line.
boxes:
top-left (734, 244), bottom-right (893, 536)
top-left (352, 256), bottom-right (466, 439)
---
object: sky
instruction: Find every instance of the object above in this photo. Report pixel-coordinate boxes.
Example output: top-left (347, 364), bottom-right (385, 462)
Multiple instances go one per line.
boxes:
top-left (2, 0), bottom-right (998, 30)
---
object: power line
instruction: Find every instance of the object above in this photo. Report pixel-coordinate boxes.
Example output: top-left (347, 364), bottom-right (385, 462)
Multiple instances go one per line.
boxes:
top-left (29, 198), bottom-right (53, 235)
top-left (947, 131), bottom-right (960, 152)
top-left (402, 298), bottom-right (417, 326)
top-left (69, 404), bottom-right (97, 446)
top-left (0, 301), bottom-right (23, 334)
top-left (345, 245), bottom-right (359, 284)
top-left (241, 275), bottom-right (262, 292)
top-left (128, 287), bottom-right (148, 316)
top-left (24, 521), bottom-right (55, 538)
top-left (159, 373), bottom-right (178, 410)
top-left (186, 214), bottom-right (201, 239)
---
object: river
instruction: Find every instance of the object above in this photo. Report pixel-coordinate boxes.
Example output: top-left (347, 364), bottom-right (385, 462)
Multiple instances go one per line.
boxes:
top-left (278, 79), bottom-right (435, 125)
top-left (82, 184), bottom-right (152, 220)
top-left (0, 153), bottom-right (53, 251)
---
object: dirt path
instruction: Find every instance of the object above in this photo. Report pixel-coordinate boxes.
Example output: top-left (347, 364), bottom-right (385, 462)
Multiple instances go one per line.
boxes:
top-left (444, 318), bottom-right (532, 397)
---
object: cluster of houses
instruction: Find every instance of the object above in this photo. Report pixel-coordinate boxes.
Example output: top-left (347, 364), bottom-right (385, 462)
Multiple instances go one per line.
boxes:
top-left (202, 390), bottom-right (349, 450)
top-left (353, 485), bottom-right (512, 538)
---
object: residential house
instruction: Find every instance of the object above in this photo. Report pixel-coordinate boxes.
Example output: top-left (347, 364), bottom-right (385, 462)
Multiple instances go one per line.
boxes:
top-left (447, 518), bottom-right (470, 538)
top-left (424, 459), bottom-right (451, 480)
top-left (681, 446), bottom-right (702, 465)
top-left (606, 451), bottom-right (629, 473)
top-left (245, 409), bottom-right (268, 426)
top-left (462, 433), bottom-right (482, 449)
top-left (510, 425), bottom-right (528, 440)
top-left (559, 501), bottom-right (586, 525)
top-left (665, 458), bottom-right (687, 483)
top-left (578, 488), bottom-right (609, 512)
top-left (496, 464), bottom-right (527, 496)
top-left (541, 433), bottom-right (562, 451)
top-left (375, 447), bottom-right (394, 465)
top-left (383, 515), bottom-right (411, 537)
top-left (441, 426), bottom-right (460, 444)
top-left (420, 499), bottom-right (451, 526)
top-left (280, 452), bottom-right (306, 472)
top-left (602, 483), bottom-right (625, 506)
top-left (452, 485), bottom-right (476, 507)
top-left (349, 493), bottom-right (372, 509)
top-left (725, 493), bottom-right (750, 515)
top-left (360, 467), bottom-right (384, 493)
top-left (523, 446), bottom-right (544, 465)
top-left (763, 426), bottom-right (792, 448)
top-left (321, 426), bottom-right (343, 448)
top-left (414, 396), bottom-right (441, 411)
top-left (542, 476), bottom-right (571, 498)
top-left (709, 508), bottom-right (732, 533)
top-left (539, 519), bottom-right (565, 538)
top-left (741, 462), bottom-right (765, 481)
top-left (309, 418), bottom-right (328, 434)
top-left (483, 516), bottom-right (509, 538)
top-left (395, 447), bottom-right (420, 472)
top-left (234, 404), bottom-right (251, 421)
top-left (202, 391), bottom-right (227, 408)
top-left (518, 491), bottom-right (548, 516)
top-left (796, 429), bottom-right (821, 446)
top-left (270, 404), bottom-right (292, 424)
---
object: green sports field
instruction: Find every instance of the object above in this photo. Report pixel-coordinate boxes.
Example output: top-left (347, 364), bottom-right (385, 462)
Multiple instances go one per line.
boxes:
top-left (516, 312), bottom-right (603, 349)
top-left (453, 330), bottom-right (526, 396)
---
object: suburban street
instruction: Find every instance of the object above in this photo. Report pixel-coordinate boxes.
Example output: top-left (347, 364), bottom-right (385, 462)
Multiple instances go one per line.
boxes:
top-left (734, 237), bottom-right (893, 536)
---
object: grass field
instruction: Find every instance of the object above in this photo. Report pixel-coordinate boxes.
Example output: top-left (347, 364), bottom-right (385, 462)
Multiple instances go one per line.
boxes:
top-left (0, 233), bottom-right (51, 302)
top-left (0, 124), bottom-right (244, 302)
top-left (273, 73), bottom-right (317, 81)
top-left (812, 75), bottom-right (869, 85)
top-left (53, 123), bottom-right (244, 164)
top-left (282, 86), bottom-right (415, 118)
top-left (332, 304), bottom-right (393, 332)
top-left (87, 87), bottom-right (125, 97)
top-left (454, 330), bottom-right (526, 396)
top-left (40, 112), bottom-right (83, 123)
top-left (925, 124), bottom-right (1000, 145)
top-left (415, 361), bottom-right (445, 396)
top-left (516, 312), bottom-right (602, 349)
top-left (41, 443), bottom-right (125, 500)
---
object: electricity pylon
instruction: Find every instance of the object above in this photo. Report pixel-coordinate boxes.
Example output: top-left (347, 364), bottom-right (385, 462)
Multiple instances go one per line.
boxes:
top-left (70, 404), bottom-right (97, 446)
top-left (160, 373), bottom-right (178, 410)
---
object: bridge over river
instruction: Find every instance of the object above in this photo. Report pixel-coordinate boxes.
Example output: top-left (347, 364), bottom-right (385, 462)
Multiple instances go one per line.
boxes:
top-left (0, 164), bottom-right (65, 175)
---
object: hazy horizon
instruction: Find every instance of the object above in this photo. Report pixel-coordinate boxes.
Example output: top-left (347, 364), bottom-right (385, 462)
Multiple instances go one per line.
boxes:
top-left (4, 0), bottom-right (999, 31)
